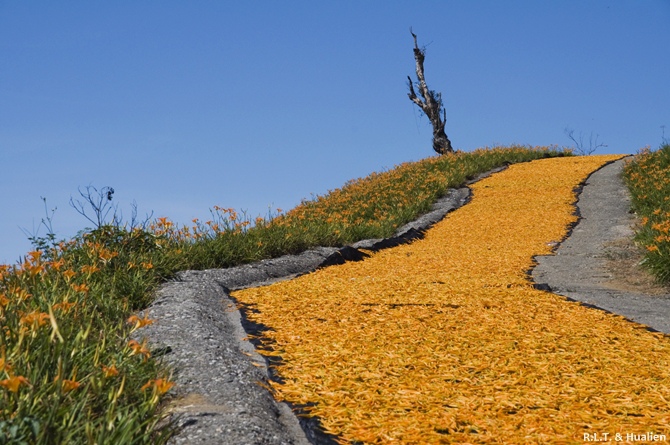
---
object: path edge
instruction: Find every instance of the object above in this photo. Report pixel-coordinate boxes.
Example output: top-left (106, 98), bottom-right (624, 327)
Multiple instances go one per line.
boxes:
top-left (136, 165), bottom-right (512, 444)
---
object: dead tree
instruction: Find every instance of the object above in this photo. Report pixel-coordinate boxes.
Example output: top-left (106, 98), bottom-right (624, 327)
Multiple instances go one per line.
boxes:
top-left (407, 30), bottom-right (453, 154)
top-left (564, 128), bottom-right (607, 155)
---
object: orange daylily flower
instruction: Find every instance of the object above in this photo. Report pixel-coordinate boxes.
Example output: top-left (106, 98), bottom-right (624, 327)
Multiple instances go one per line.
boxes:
top-left (141, 378), bottom-right (174, 395)
top-left (101, 364), bottom-right (119, 378)
top-left (127, 339), bottom-right (151, 360)
top-left (49, 258), bottom-right (66, 271)
top-left (71, 283), bottom-right (90, 294)
top-left (127, 313), bottom-right (155, 329)
top-left (62, 269), bottom-right (77, 281)
top-left (52, 301), bottom-right (77, 313)
top-left (9, 286), bottom-right (31, 301)
top-left (80, 264), bottom-right (100, 275)
top-left (61, 379), bottom-right (81, 392)
top-left (0, 375), bottom-right (30, 393)
top-left (19, 310), bottom-right (50, 329)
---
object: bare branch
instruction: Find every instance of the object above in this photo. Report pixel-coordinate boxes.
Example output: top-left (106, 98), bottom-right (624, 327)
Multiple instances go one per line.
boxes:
top-left (70, 185), bottom-right (119, 229)
top-left (564, 127), bottom-right (607, 155)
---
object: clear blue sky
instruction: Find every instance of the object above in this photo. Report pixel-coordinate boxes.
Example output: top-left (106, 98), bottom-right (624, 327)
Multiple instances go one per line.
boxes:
top-left (1, 1), bottom-right (669, 264)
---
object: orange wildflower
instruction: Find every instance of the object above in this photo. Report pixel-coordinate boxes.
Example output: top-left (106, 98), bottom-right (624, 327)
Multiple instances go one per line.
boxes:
top-left (127, 339), bottom-right (151, 360)
top-left (97, 248), bottom-right (118, 264)
top-left (49, 258), bottom-right (65, 271)
top-left (62, 269), bottom-right (77, 281)
top-left (101, 364), bottom-right (119, 378)
top-left (23, 259), bottom-right (45, 277)
top-left (0, 375), bottom-right (30, 393)
top-left (0, 354), bottom-right (12, 374)
top-left (61, 379), bottom-right (81, 392)
top-left (19, 310), bottom-right (50, 329)
top-left (52, 301), bottom-right (76, 313)
top-left (80, 264), bottom-right (100, 275)
top-left (9, 286), bottom-right (31, 301)
top-left (127, 313), bottom-right (155, 330)
top-left (71, 283), bottom-right (90, 294)
top-left (141, 378), bottom-right (174, 395)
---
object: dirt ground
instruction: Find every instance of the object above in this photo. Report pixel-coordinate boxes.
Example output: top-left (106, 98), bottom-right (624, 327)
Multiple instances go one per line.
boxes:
top-left (603, 233), bottom-right (669, 295)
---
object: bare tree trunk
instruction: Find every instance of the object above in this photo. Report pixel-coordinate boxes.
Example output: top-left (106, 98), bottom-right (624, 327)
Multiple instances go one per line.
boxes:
top-left (407, 30), bottom-right (453, 154)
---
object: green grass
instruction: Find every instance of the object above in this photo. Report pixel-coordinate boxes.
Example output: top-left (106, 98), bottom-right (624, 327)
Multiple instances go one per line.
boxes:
top-left (178, 146), bottom-right (571, 269)
top-left (623, 143), bottom-right (670, 284)
top-left (0, 145), bottom-right (570, 444)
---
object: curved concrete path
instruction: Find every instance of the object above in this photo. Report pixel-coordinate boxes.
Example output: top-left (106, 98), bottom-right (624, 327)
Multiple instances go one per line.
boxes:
top-left (139, 185), bottom-right (475, 444)
top-left (141, 157), bottom-right (669, 444)
top-left (532, 158), bottom-right (670, 333)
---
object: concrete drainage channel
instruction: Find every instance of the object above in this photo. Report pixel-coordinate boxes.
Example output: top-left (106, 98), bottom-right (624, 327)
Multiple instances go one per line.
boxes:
top-left (136, 167), bottom-right (503, 445)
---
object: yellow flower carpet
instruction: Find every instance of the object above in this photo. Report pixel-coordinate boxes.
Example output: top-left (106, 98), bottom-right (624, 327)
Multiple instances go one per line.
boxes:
top-left (233, 155), bottom-right (670, 444)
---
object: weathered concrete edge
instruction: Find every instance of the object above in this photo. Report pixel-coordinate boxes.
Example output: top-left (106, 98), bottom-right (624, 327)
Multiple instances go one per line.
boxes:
top-left (139, 166), bottom-right (506, 444)
top-left (528, 157), bottom-right (626, 290)
top-left (529, 157), bottom-right (627, 280)
top-left (176, 186), bottom-right (473, 290)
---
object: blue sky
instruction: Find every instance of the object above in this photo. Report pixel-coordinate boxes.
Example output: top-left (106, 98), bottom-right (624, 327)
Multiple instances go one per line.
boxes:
top-left (1, 1), bottom-right (669, 264)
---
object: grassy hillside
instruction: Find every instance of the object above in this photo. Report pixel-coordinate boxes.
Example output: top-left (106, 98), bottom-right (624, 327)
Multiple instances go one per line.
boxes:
top-left (0, 146), bottom-right (570, 443)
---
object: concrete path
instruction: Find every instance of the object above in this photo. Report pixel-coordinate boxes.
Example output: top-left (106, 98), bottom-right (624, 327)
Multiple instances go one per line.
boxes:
top-left (140, 157), bottom-right (670, 444)
top-left (532, 158), bottom-right (670, 333)
top-left (139, 185), bottom-right (475, 444)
